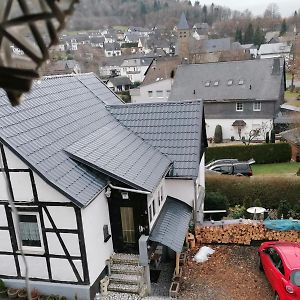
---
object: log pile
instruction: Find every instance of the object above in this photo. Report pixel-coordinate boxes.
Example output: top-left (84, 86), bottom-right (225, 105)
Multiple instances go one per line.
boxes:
top-left (195, 223), bottom-right (300, 245)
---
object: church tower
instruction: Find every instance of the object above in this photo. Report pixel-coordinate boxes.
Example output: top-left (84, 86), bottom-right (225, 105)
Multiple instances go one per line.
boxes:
top-left (176, 12), bottom-right (190, 62)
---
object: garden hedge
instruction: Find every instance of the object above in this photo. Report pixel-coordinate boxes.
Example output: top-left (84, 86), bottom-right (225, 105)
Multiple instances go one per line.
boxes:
top-left (206, 175), bottom-right (300, 209)
top-left (205, 143), bottom-right (291, 164)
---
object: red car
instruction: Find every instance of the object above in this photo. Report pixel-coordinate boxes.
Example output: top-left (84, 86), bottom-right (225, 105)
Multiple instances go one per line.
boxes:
top-left (258, 241), bottom-right (300, 300)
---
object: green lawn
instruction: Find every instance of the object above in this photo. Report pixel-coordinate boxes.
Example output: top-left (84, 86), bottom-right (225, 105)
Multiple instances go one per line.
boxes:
top-left (252, 162), bottom-right (300, 176)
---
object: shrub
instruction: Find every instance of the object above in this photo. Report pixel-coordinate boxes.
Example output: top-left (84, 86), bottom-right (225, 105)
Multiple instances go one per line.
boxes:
top-left (0, 279), bottom-right (6, 291)
top-left (265, 132), bottom-right (269, 143)
top-left (277, 199), bottom-right (290, 219)
top-left (206, 175), bottom-right (300, 210)
top-left (214, 125), bottom-right (223, 143)
top-left (270, 130), bottom-right (275, 143)
top-left (227, 205), bottom-right (246, 219)
top-left (205, 143), bottom-right (291, 164)
top-left (204, 191), bottom-right (228, 220)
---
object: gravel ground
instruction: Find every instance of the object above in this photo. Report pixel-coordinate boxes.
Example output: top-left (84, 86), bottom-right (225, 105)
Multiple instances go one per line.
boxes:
top-left (178, 245), bottom-right (274, 300)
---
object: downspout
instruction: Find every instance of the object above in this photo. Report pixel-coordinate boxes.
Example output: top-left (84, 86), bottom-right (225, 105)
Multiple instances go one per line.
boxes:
top-left (108, 182), bottom-right (151, 195)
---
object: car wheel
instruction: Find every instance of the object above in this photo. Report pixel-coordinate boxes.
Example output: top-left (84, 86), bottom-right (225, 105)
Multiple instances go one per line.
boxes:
top-left (274, 292), bottom-right (280, 300)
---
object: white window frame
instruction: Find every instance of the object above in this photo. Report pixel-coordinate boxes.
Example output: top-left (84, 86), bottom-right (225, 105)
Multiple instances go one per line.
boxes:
top-left (236, 102), bottom-right (243, 111)
top-left (14, 211), bottom-right (44, 253)
top-left (253, 102), bottom-right (261, 111)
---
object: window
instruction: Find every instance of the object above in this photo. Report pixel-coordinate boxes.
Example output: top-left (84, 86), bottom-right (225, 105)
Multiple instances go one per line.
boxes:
top-left (290, 270), bottom-right (300, 287)
top-left (160, 186), bottom-right (163, 203)
top-left (148, 204), bottom-right (153, 222)
top-left (236, 102), bottom-right (243, 111)
top-left (156, 90), bottom-right (163, 98)
top-left (158, 190), bottom-right (161, 206)
top-left (205, 81), bottom-right (210, 87)
top-left (253, 102), bottom-right (261, 111)
top-left (227, 80), bottom-right (233, 86)
top-left (238, 79), bottom-right (244, 85)
top-left (152, 199), bottom-right (156, 216)
top-left (148, 91), bottom-right (153, 97)
top-left (103, 225), bottom-right (111, 242)
top-left (267, 248), bottom-right (285, 275)
top-left (166, 90), bottom-right (171, 96)
top-left (213, 81), bottom-right (219, 86)
top-left (18, 213), bottom-right (43, 250)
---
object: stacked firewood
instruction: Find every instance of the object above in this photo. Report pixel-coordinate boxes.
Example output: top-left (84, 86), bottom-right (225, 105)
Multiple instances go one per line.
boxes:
top-left (195, 223), bottom-right (299, 245)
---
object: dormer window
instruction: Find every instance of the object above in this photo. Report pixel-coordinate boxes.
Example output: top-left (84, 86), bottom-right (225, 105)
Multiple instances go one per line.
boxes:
top-left (213, 81), bottom-right (219, 86)
top-left (227, 80), bottom-right (233, 86)
top-left (205, 81), bottom-right (210, 87)
top-left (238, 79), bottom-right (244, 85)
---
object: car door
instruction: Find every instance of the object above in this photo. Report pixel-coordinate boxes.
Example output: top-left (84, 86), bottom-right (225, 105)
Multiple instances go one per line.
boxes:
top-left (261, 248), bottom-right (275, 285)
top-left (261, 248), bottom-right (285, 293)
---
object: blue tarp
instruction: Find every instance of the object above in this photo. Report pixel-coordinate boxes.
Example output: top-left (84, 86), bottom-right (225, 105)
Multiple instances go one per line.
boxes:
top-left (264, 219), bottom-right (300, 231)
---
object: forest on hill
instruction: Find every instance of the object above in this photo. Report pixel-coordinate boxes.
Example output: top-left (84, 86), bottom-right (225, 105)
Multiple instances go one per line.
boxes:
top-left (69, 1), bottom-right (299, 37)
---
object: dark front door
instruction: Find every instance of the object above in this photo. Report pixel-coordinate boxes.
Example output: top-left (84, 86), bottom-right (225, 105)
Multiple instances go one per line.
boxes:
top-left (108, 190), bottom-right (148, 253)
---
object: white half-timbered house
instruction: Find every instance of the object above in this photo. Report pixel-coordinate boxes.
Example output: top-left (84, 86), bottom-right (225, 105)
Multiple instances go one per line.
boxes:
top-left (0, 74), bottom-right (207, 299)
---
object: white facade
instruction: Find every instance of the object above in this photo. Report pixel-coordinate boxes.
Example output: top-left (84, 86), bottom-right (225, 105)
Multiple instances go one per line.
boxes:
top-left (120, 59), bottom-right (150, 83)
top-left (131, 79), bottom-right (172, 103)
top-left (81, 191), bottom-right (113, 285)
top-left (205, 118), bottom-right (273, 141)
top-left (0, 145), bottom-right (112, 299)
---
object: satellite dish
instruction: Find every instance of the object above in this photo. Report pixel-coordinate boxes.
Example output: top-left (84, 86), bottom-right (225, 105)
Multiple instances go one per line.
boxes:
top-left (246, 207), bottom-right (266, 214)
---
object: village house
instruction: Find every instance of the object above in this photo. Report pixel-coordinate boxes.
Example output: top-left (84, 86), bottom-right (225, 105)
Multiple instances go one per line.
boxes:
top-left (120, 56), bottom-right (153, 83)
top-left (0, 73), bottom-right (207, 299)
top-left (106, 76), bottom-right (132, 92)
top-left (104, 43), bottom-right (122, 57)
top-left (258, 42), bottom-right (291, 63)
top-left (99, 57), bottom-right (123, 78)
top-left (169, 58), bottom-right (285, 141)
top-left (130, 56), bottom-right (181, 103)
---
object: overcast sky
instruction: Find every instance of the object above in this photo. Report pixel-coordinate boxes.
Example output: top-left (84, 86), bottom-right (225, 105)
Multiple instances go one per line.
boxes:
top-left (192, 0), bottom-right (299, 17)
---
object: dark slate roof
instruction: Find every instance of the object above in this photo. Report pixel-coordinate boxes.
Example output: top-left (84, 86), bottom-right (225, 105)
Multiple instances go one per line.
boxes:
top-left (149, 196), bottom-right (192, 253)
top-left (108, 76), bottom-right (132, 86)
top-left (104, 43), bottom-right (121, 51)
top-left (177, 13), bottom-right (189, 30)
top-left (0, 74), bottom-right (170, 207)
top-left (202, 37), bottom-right (231, 52)
top-left (107, 100), bottom-right (207, 178)
top-left (169, 58), bottom-right (284, 102)
top-left (65, 121), bottom-right (171, 192)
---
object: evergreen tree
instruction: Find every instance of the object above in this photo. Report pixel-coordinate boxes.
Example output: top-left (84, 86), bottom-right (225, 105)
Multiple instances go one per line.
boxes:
top-left (280, 19), bottom-right (287, 36)
top-left (202, 5), bottom-right (208, 23)
top-left (140, 2), bottom-right (147, 15)
top-left (253, 26), bottom-right (265, 46)
top-left (244, 23), bottom-right (254, 44)
top-left (235, 28), bottom-right (243, 43)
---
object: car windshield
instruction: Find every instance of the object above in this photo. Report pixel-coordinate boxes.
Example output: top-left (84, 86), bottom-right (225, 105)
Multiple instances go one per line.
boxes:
top-left (290, 270), bottom-right (300, 287)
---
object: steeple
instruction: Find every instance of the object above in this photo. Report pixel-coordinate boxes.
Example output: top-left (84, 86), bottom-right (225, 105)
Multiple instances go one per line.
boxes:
top-left (177, 12), bottom-right (189, 30)
top-left (176, 12), bottom-right (190, 62)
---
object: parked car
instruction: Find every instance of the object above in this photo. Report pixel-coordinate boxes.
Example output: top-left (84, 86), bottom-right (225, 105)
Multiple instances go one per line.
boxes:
top-left (206, 159), bottom-right (255, 177)
top-left (205, 158), bottom-right (239, 168)
top-left (258, 241), bottom-right (300, 300)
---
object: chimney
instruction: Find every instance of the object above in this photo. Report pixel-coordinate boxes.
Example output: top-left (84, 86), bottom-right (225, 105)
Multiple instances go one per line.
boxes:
top-left (272, 58), bottom-right (280, 75)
